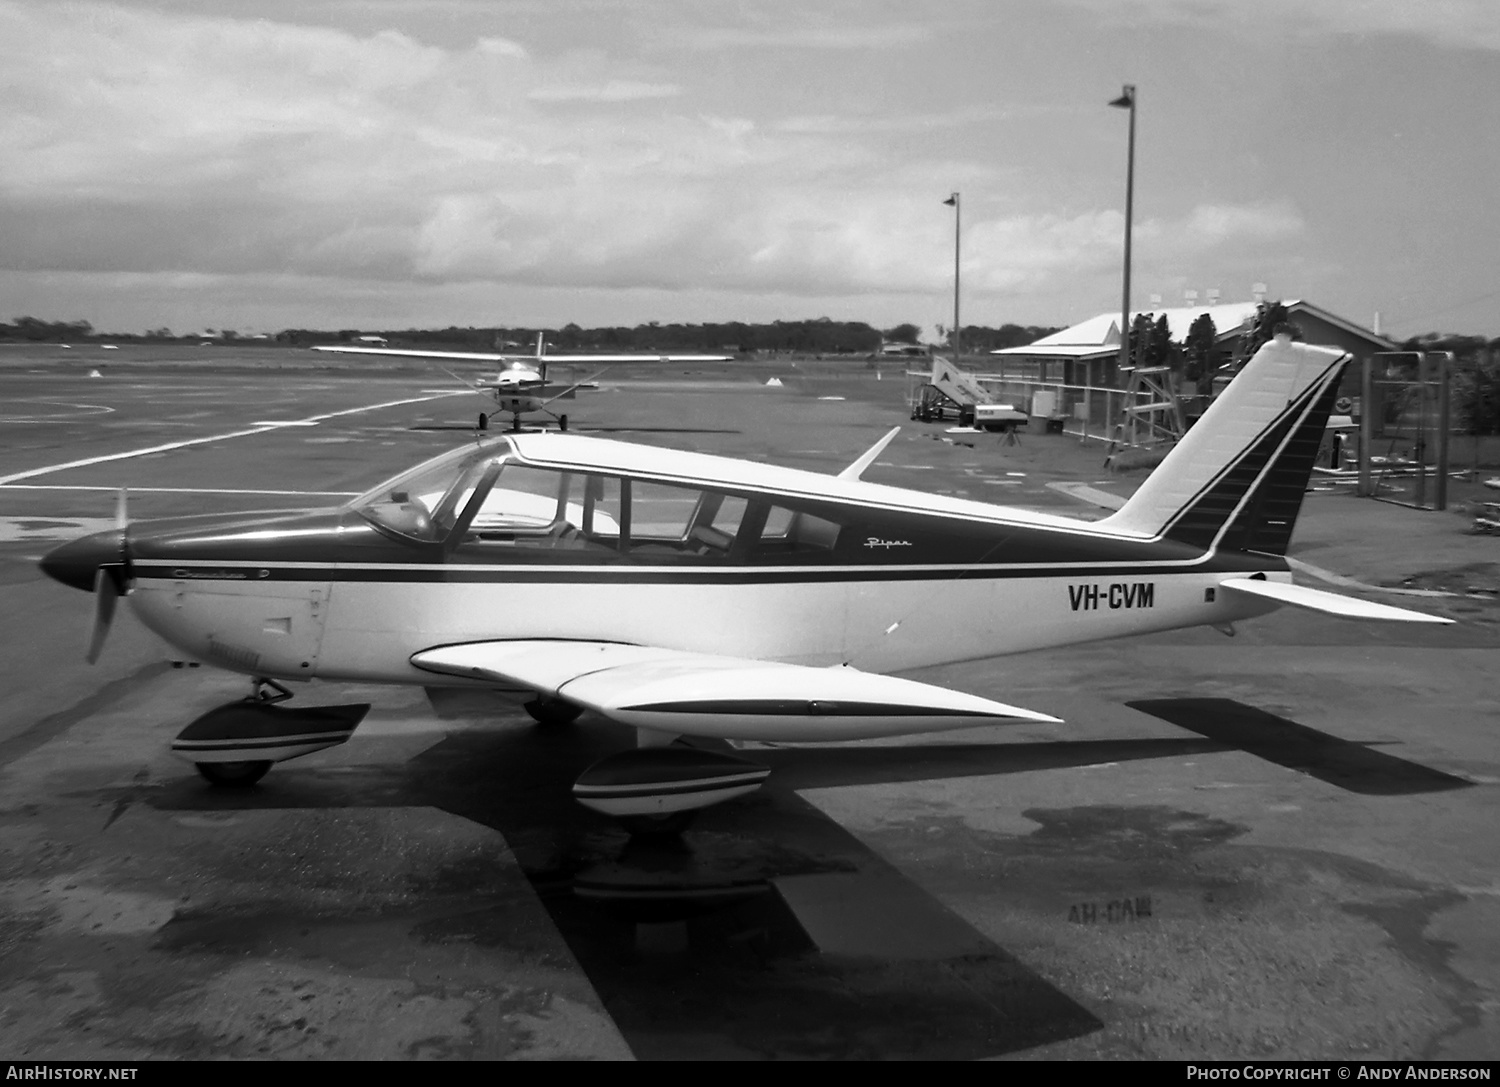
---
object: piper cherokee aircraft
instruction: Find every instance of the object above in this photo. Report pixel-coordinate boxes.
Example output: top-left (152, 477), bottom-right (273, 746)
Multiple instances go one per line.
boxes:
top-left (40, 336), bottom-right (1451, 833)
top-left (311, 333), bottom-right (732, 432)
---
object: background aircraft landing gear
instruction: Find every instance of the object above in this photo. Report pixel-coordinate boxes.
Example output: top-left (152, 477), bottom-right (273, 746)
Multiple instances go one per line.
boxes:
top-left (523, 695), bottom-right (583, 725)
top-left (478, 413), bottom-right (489, 431)
top-left (559, 414), bottom-right (568, 432)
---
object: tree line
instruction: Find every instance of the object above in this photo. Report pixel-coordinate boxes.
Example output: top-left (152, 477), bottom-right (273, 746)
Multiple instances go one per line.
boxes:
top-left (1121, 302), bottom-right (1500, 435)
top-left (271, 318), bottom-right (1063, 355)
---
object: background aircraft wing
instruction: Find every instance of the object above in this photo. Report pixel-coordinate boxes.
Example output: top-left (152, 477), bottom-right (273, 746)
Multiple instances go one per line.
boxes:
top-left (312, 345), bottom-right (509, 361)
top-left (311, 345), bottom-right (731, 363)
top-left (1218, 578), bottom-right (1453, 623)
top-left (410, 639), bottom-right (1060, 741)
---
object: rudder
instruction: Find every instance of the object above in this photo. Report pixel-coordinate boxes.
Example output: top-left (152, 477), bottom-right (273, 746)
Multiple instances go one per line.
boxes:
top-left (1100, 336), bottom-right (1351, 556)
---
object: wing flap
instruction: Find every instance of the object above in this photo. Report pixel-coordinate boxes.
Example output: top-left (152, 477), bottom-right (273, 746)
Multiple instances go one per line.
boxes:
top-left (1219, 578), bottom-right (1454, 623)
top-left (411, 639), bottom-right (1061, 741)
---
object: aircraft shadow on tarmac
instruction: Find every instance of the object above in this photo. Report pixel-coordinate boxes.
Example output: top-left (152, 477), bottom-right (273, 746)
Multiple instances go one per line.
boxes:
top-left (135, 692), bottom-right (1469, 1057)
top-left (145, 715), bottom-right (1119, 1060)
top-left (1127, 697), bottom-right (1474, 796)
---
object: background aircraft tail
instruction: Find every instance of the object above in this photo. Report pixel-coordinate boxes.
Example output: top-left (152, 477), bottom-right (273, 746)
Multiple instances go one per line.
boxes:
top-left (1100, 335), bottom-right (1351, 556)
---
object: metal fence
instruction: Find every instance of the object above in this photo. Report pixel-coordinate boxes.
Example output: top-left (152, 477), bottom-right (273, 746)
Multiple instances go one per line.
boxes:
top-left (970, 376), bottom-right (1152, 444)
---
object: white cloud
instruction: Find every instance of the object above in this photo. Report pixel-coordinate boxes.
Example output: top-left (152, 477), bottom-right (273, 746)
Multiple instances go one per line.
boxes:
top-left (528, 80), bottom-right (681, 103)
top-left (1061, 0), bottom-right (1500, 53)
top-left (0, 1), bottom-right (1314, 330)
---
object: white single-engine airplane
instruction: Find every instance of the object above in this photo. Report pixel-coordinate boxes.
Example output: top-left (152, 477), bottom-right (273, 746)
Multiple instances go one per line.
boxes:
top-left (312, 333), bottom-right (732, 432)
top-left (42, 337), bottom-right (1450, 832)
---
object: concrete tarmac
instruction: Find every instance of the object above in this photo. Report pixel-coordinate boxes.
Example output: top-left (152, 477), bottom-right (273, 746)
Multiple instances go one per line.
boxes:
top-left (1, 345), bottom-right (1497, 1060)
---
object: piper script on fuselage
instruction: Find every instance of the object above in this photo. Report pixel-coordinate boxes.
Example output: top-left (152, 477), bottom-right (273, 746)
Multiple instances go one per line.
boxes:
top-left (1068, 581), bottom-right (1155, 611)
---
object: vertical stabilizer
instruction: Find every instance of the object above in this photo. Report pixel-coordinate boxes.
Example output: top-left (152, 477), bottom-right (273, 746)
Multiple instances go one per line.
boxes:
top-left (1100, 336), bottom-right (1350, 555)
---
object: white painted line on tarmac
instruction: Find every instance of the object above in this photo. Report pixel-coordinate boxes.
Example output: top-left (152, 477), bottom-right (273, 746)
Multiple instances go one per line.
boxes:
top-left (0, 391), bottom-right (468, 486)
top-left (0, 485), bottom-right (360, 496)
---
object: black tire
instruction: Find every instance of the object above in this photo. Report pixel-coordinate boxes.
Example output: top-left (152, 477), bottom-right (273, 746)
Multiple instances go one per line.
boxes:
top-left (559, 415), bottom-right (569, 432)
top-left (523, 696), bottom-right (583, 725)
top-left (619, 810), bottom-right (696, 837)
top-left (478, 413), bottom-right (488, 430)
top-left (196, 760), bottom-right (273, 788)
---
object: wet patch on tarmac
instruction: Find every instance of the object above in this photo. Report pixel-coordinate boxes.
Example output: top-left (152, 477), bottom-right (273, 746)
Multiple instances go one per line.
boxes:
top-left (833, 801), bottom-right (1483, 1059)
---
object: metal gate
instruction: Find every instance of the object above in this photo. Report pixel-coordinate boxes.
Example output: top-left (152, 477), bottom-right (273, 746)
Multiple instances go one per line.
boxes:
top-left (1358, 351), bottom-right (1452, 510)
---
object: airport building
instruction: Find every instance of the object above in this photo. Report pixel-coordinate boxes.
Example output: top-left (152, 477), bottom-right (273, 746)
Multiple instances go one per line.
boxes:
top-left (989, 299), bottom-right (1395, 391)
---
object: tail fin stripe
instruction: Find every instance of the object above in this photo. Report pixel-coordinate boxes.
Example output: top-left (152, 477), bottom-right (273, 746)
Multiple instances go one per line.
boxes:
top-left (1100, 339), bottom-right (1352, 556)
top-left (1163, 364), bottom-right (1340, 549)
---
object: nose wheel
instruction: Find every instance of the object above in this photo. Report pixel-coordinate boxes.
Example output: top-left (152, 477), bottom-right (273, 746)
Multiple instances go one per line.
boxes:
top-left (172, 679), bottom-right (370, 788)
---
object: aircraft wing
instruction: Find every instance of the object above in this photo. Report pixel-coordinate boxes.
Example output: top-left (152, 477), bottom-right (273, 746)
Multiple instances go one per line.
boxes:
top-left (312, 345), bottom-right (511, 361)
top-left (311, 345), bottom-right (731, 363)
top-left (527, 353), bottom-right (732, 362)
top-left (410, 639), bottom-right (1060, 741)
top-left (1218, 578), bottom-right (1454, 623)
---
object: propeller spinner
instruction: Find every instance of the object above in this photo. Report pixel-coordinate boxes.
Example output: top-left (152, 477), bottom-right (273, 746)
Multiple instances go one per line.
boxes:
top-left (39, 489), bottom-right (133, 662)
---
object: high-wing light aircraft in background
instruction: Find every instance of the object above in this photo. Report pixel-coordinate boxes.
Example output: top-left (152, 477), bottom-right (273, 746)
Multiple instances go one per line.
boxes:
top-left (312, 333), bottom-right (733, 432)
top-left (41, 336), bottom-right (1451, 833)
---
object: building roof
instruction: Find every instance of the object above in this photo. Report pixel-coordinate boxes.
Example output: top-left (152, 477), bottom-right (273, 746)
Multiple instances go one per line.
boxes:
top-left (990, 300), bottom-right (1395, 356)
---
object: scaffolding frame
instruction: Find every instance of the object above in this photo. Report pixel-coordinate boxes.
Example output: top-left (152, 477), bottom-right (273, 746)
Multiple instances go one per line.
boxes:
top-left (1103, 365), bottom-right (1186, 466)
top-left (1358, 351), bottom-right (1452, 511)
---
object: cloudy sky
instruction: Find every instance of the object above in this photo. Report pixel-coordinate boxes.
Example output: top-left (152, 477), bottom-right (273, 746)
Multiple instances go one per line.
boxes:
top-left (2, 0), bottom-right (1497, 337)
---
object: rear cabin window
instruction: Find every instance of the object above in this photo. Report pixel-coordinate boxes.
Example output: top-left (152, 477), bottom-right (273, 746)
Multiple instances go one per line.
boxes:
top-left (751, 504), bottom-right (843, 559)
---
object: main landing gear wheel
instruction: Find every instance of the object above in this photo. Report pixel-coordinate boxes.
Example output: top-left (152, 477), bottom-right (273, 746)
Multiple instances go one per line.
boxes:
top-left (523, 696), bottom-right (584, 725)
top-left (477, 413), bottom-right (489, 431)
top-left (195, 760), bottom-right (273, 788)
top-left (618, 810), bottom-right (696, 837)
top-left (559, 414), bottom-right (569, 432)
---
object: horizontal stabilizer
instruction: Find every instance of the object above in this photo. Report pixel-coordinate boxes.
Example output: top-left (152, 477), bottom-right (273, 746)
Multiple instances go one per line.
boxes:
top-left (411, 639), bottom-right (1061, 741)
top-left (1219, 578), bottom-right (1454, 623)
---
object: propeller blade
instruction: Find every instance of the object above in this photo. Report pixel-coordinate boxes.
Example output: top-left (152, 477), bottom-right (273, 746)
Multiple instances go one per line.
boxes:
top-left (86, 566), bottom-right (121, 664)
top-left (543, 366), bottom-right (612, 407)
top-left (114, 487), bottom-right (128, 528)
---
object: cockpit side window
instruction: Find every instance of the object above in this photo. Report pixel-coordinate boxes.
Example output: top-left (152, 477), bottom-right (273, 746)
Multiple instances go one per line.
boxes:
top-left (449, 464), bottom-right (624, 559)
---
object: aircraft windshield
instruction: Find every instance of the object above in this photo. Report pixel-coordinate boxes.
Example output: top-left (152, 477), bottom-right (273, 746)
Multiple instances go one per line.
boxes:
top-left (349, 441), bottom-right (511, 543)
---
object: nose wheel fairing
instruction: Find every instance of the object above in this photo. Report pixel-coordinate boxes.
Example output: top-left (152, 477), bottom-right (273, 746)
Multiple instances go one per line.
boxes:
top-left (171, 698), bottom-right (370, 777)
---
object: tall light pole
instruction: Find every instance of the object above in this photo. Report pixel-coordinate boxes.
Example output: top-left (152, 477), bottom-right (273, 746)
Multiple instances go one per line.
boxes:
top-left (943, 192), bottom-right (960, 360)
top-left (1109, 85), bottom-right (1136, 375)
